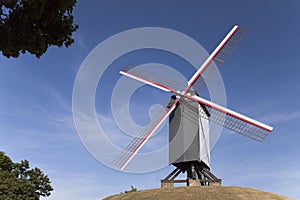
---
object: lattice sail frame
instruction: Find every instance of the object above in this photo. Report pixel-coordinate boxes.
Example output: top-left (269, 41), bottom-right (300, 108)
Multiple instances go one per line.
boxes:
top-left (192, 27), bottom-right (247, 93)
top-left (113, 102), bottom-right (169, 169)
top-left (114, 25), bottom-right (273, 170)
top-left (181, 95), bottom-right (269, 142)
top-left (122, 65), bottom-right (183, 91)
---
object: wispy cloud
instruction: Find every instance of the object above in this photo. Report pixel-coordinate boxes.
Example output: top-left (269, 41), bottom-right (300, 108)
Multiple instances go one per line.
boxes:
top-left (73, 32), bottom-right (89, 51)
top-left (46, 173), bottom-right (110, 200)
top-left (232, 165), bottom-right (300, 199)
top-left (47, 87), bottom-right (72, 113)
top-left (259, 111), bottom-right (300, 124)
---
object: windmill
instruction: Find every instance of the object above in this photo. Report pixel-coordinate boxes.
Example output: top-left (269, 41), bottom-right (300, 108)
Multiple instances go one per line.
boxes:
top-left (113, 25), bottom-right (273, 187)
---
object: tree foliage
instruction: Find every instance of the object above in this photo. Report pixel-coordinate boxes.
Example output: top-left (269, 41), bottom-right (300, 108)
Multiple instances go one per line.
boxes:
top-left (0, 0), bottom-right (78, 58)
top-left (0, 152), bottom-right (53, 199)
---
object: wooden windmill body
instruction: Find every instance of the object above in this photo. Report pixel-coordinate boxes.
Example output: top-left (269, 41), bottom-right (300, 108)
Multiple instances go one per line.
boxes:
top-left (166, 92), bottom-right (216, 186)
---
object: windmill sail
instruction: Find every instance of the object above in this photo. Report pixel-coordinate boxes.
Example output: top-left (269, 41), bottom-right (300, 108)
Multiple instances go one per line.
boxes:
top-left (114, 99), bottom-right (179, 170)
top-left (182, 94), bottom-right (272, 142)
top-left (192, 27), bottom-right (247, 94)
top-left (120, 65), bottom-right (183, 92)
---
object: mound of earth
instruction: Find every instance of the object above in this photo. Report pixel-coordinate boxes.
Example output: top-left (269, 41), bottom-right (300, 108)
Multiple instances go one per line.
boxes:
top-left (103, 186), bottom-right (292, 200)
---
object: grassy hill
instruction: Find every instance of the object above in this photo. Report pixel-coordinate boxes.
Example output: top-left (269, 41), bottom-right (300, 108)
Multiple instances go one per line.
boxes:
top-left (103, 186), bottom-right (292, 200)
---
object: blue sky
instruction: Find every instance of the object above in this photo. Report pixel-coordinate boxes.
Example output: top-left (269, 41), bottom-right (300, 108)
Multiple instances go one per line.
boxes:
top-left (1, 1), bottom-right (300, 199)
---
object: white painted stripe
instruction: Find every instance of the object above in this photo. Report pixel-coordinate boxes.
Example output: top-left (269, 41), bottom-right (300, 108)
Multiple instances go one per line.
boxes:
top-left (120, 71), bottom-right (171, 92)
top-left (187, 25), bottom-right (239, 87)
top-left (186, 94), bottom-right (273, 132)
top-left (120, 100), bottom-right (178, 170)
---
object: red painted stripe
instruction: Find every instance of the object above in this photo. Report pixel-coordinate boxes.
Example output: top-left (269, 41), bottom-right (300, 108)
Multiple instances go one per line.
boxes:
top-left (119, 99), bottom-right (180, 170)
top-left (121, 70), bottom-right (178, 93)
top-left (185, 27), bottom-right (239, 92)
top-left (183, 94), bottom-right (272, 132)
